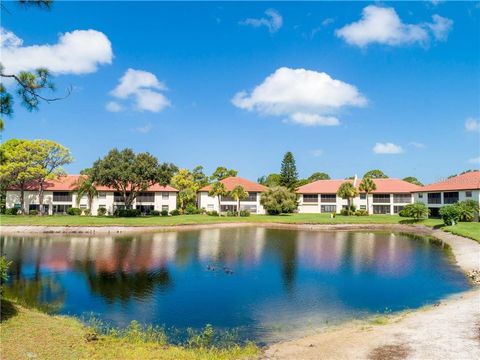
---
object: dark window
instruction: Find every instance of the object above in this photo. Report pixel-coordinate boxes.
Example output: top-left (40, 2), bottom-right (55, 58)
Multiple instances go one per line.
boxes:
top-left (443, 192), bottom-right (459, 204)
top-left (373, 205), bottom-right (390, 214)
top-left (246, 192), bottom-right (257, 202)
top-left (428, 193), bottom-right (441, 204)
top-left (393, 194), bottom-right (411, 203)
top-left (240, 204), bottom-right (257, 213)
top-left (466, 191), bottom-right (472, 198)
top-left (136, 205), bottom-right (154, 214)
top-left (53, 204), bottom-right (72, 214)
top-left (303, 194), bottom-right (318, 203)
top-left (137, 192), bottom-right (155, 202)
top-left (321, 205), bottom-right (336, 213)
top-left (53, 191), bottom-right (72, 202)
top-left (114, 192), bottom-right (129, 202)
top-left (419, 194), bottom-right (423, 198)
top-left (220, 204), bottom-right (237, 212)
top-left (220, 195), bottom-right (235, 202)
top-left (29, 204), bottom-right (39, 211)
top-left (320, 194), bottom-right (336, 203)
top-left (359, 193), bottom-right (366, 200)
top-left (373, 194), bottom-right (390, 203)
top-left (393, 205), bottom-right (404, 214)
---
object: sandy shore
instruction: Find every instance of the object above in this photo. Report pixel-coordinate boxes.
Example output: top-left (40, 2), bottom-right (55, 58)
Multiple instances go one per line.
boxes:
top-left (3, 223), bottom-right (480, 359)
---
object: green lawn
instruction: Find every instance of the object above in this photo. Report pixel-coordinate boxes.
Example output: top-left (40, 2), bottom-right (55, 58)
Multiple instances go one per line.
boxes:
top-left (1, 213), bottom-right (479, 241)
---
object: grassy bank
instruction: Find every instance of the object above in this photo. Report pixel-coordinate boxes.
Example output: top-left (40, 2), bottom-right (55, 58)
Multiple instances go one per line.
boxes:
top-left (0, 300), bottom-right (259, 360)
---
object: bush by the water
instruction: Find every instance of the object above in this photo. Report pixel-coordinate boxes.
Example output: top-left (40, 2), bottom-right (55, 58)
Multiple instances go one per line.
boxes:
top-left (150, 210), bottom-right (160, 216)
top-left (226, 210), bottom-right (238, 217)
top-left (355, 209), bottom-right (368, 216)
top-left (185, 204), bottom-right (202, 215)
top-left (170, 209), bottom-right (180, 216)
top-left (5, 208), bottom-right (19, 215)
top-left (399, 203), bottom-right (430, 220)
top-left (97, 207), bottom-right (107, 216)
top-left (440, 200), bottom-right (479, 226)
top-left (67, 207), bottom-right (82, 216)
top-left (439, 205), bottom-right (462, 226)
top-left (239, 210), bottom-right (250, 217)
top-left (83, 209), bottom-right (91, 216)
top-left (207, 210), bottom-right (219, 216)
top-left (161, 210), bottom-right (169, 217)
top-left (260, 186), bottom-right (298, 215)
top-left (340, 205), bottom-right (356, 216)
top-left (114, 209), bottom-right (140, 217)
top-left (0, 256), bottom-right (11, 295)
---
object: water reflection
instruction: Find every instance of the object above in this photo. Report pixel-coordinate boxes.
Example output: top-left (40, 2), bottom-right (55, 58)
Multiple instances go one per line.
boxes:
top-left (0, 228), bottom-right (469, 342)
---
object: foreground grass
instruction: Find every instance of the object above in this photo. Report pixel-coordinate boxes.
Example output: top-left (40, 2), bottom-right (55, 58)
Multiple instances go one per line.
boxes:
top-left (1, 213), bottom-right (478, 241)
top-left (0, 300), bottom-right (259, 360)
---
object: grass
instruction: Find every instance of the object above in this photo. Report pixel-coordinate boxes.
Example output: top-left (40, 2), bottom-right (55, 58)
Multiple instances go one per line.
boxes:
top-left (0, 300), bottom-right (260, 360)
top-left (1, 213), bottom-right (478, 241)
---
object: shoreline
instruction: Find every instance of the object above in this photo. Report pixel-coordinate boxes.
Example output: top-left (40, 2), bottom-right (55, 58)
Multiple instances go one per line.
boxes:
top-left (3, 222), bottom-right (480, 359)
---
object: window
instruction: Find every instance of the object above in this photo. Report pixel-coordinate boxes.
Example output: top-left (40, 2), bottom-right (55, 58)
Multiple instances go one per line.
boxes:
top-left (53, 204), bottom-right (71, 214)
top-left (79, 204), bottom-right (87, 209)
top-left (98, 204), bottom-right (106, 209)
top-left (419, 194), bottom-right (423, 199)
top-left (29, 204), bottom-right (40, 212)
top-left (443, 192), bottom-right (459, 204)
top-left (98, 192), bottom-right (106, 199)
top-left (207, 204), bottom-right (214, 210)
top-left (393, 205), bottom-right (404, 214)
top-left (136, 205), bottom-right (154, 215)
top-left (373, 194), bottom-right (390, 203)
top-left (220, 195), bottom-right (235, 202)
top-left (241, 204), bottom-right (257, 213)
top-left (162, 192), bottom-right (169, 200)
top-left (137, 192), bottom-right (155, 202)
top-left (427, 193), bottom-right (441, 204)
top-left (114, 192), bottom-right (127, 202)
top-left (360, 205), bottom-right (366, 210)
top-left (246, 192), bottom-right (257, 202)
top-left (321, 205), bottom-right (336, 213)
top-left (14, 203), bottom-right (21, 209)
top-left (220, 204), bottom-right (237, 212)
top-left (373, 205), bottom-right (390, 214)
top-left (303, 194), bottom-right (318, 203)
top-left (359, 193), bottom-right (366, 200)
top-left (393, 194), bottom-right (412, 203)
top-left (53, 191), bottom-right (72, 202)
top-left (320, 194), bottom-right (336, 203)
top-left (162, 205), bottom-right (169, 212)
top-left (466, 191), bottom-right (472, 198)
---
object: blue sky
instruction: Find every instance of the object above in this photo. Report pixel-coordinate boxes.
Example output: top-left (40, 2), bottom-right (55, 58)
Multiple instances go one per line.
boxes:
top-left (1, 1), bottom-right (479, 184)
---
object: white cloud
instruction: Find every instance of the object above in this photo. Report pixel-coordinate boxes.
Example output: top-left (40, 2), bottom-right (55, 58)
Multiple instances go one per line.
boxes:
top-left (134, 123), bottom-right (153, 133)
top-left (373, 142), bottom-right (404, 154)
top-left (108, 69), bottom-right (171, 113)
top-left (310, 149), bottom-right (323, 157)
top-left (322, 18), bottom-right (335, 27)
top-left (465, 117), bottom-right (480, 132)
top-left (409, 142), bottom-right (426, 148)
top-left (105, 101), bottom-right (123, 112)
top-left (335, 5), bottom-right (453, 47)
top-left (240, 9), bottom-right (283, 33)
top-left (468, 156), bottom-right (480, 164)
top-left (1, 28), bottom-right (113, 74)
top-left (232, 67), bottom-right (367, 127)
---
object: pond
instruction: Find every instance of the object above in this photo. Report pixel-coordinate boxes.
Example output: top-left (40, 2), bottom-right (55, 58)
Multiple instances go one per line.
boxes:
top-left (1, 227), bottom-right (470, 343)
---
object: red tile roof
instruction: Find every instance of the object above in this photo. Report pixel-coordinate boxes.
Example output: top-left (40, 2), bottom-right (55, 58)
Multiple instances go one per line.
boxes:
top-left (8, 175), bottom-right (178, 192)
top-left (412, 171), bottom-right (480, 192)
top-left (297, 178), bottom-right (421, 194)
top-left (199, 176), bottom-right (267, 192)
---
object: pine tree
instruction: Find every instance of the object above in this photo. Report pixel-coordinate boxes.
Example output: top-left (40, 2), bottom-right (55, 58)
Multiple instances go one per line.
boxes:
top-left (279, 152), bottom-right (298, 189)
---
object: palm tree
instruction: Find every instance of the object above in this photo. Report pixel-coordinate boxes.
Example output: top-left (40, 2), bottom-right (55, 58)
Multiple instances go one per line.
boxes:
top-left (208, 181), bottom-right (228, 215)
top-left (229, 185), bottom-right (249, 216)
top-left (74, 176), bottom-right (98, 213)
top-left (358, 177), bottom-right (377, 215)
top-left (337, 182), bottom-right (358, 215)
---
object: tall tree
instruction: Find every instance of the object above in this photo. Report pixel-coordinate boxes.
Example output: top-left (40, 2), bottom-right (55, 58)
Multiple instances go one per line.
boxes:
top-left (0, 139), bottom-right (43, 213)
top-left (229, 185), bottom-right (248, 216)
top-left (308, 172), bottom-right (331, 181)
top-left (73, 175), bottom-right (98, 212)
top-left (358, 177), bottom-right (377, 215)
top-left (192, 166), bottom-right (209, 187)
top-left (279, 152), bottom-right (298, 189)
top-left (337, 182), bottom-right (358, 215)
top-left (208, 181), bottom-right (228, 215)
top-left (33, 140), bottom-right (73, 214)
top-left (363, 169), bottom-right (388, 179)
top-left (258, 173), bottom-right (281, 187)
top-left (210, 166), bottom-right (237, 181)
top-left (90, 148), bottom-right (177, 209)
top-left (402, 176), bottom-right (423, 186)
top-left (171, 169), bottom-right (199, 212)
top-left (260, 186), bottom-right (298, 215)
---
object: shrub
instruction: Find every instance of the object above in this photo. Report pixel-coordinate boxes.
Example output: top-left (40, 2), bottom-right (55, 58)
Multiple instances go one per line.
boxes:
top-left (340, 205), bottom-right (356, 216)
top-left (185, 204), bottom-right (201, 215)
top-left (207, 210), bottom-right (219, 216)
top-left (29, 210), bottom-right (38, 216)
top-left (67, 207), bottom-right (82, 216)
top-left (440, 205), bottom-right (462, 226)
top-left (239, 210), bottom-right (250, 217)
top-left (5, 208), bottom-right (19, 215)
top-left (0, 256), bottom-right (11, 296)
top-left (83, 209), bottom-right (91, 216)
top-left (97, 207), bottom-right (107, 216)
top-left (355, 209), bottom-right (368, 216)
top-left (399, 203), bottom-right (430, 220)
top-left (150, 210), bottom-right (160, 216)
top-left (456, 200), bottom-right (479, 222)
top-left (160, 210), bottom-right (169, 217)
top-left (114, 209), bottom-right (140, 217)
top-left (260, 186), bottom-right (298, 215)
top-left (226, 210), bottom-right (238, 217)
top-left (170, 209), bottom-right (180, 216)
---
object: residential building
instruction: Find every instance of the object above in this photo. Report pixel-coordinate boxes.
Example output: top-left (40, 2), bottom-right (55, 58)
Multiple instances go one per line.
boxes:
top-left (197, 176), bottom-right (267, 214)
top-left (6, 175), bottom-right (178, 215)
top-left (412, 171), bottom-right (480, 217)
top-left (297, 178), bottom-right (421, 215)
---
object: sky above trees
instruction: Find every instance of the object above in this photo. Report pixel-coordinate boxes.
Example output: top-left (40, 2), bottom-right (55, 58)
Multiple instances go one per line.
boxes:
top-left (1, 1), bottom-right (479, 183)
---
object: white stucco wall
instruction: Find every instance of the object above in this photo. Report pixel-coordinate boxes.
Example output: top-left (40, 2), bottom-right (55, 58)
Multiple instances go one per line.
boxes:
top-left (197, 191), bottom-right (266, 214)
top-left (414, 190), bottom-right (480, 208)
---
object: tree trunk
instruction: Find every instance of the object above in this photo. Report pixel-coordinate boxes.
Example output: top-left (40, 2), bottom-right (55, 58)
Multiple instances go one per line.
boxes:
top-left (237, 199), bottom-right (240, 216)
top-left (366, 193), bottom-right (370, 215)
top-left (347, 198), bottom-right (351, 215)
top-left (218, 196), bottom-right (222, 216)
top-left (20, 188), bottom-right (25, 214)
top-left (38, 184), bottom-right (45, 215)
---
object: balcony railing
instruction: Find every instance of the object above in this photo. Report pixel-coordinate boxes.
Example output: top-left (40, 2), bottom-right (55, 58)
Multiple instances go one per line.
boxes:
top-left (137, 196), bottom-right (155, 202)
top-left (372, 195), bottom-right (390, 203)
top-left (428, 193), bottom-right (441, 204)
top-left (53, 195), bottom-right (72, 202)
top-left (393, 194), bottom-right (412, 203)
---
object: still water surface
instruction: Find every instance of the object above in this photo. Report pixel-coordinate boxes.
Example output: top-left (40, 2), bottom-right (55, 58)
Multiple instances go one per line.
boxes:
top-left (1, 228), bottom-right (470, 343)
